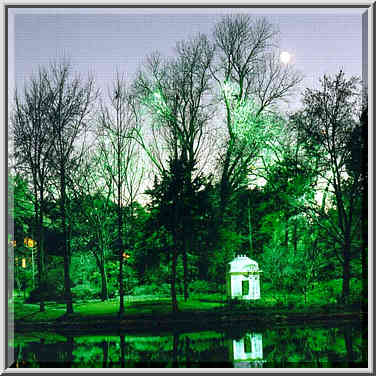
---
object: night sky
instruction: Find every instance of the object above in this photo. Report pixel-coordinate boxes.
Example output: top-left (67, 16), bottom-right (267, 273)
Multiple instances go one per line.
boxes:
top-left (8, 7), bottom-right (366, 112)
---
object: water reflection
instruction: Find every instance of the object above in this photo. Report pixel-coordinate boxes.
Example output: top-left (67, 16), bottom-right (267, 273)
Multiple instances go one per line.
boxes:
top-left (11, 322), bottom-right (366, 368)
top-left (231, 332), bottom-right (265, 368)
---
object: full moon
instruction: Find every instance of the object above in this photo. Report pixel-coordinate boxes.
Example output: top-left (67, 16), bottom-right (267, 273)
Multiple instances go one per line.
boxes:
top-left (280, 51), bottom-right (291, 64)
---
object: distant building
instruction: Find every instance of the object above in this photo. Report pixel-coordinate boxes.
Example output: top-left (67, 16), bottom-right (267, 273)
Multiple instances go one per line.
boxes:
top-left (227, 255), bottom-right (261, 300)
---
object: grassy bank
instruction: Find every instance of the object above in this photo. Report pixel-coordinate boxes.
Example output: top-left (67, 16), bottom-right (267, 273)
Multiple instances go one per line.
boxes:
top-left (12, 293), bottom-right (225, 323)
top-left (12, 290), bottom-right (365, 335)
top-left (12, 277), bottom-right (364, 323)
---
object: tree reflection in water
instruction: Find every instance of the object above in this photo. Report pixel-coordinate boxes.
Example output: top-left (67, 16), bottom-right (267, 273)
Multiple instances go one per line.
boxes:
top-left (172, 332), bottom-right (179, 367)
top-left (11, 322), bottom-right (366, 368)
top-left (101, 339), bottom-right (108, 368)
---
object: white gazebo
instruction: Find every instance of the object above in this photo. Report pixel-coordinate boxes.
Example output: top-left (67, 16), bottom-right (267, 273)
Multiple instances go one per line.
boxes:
top-left (227, 255), bottom-right (261, 300)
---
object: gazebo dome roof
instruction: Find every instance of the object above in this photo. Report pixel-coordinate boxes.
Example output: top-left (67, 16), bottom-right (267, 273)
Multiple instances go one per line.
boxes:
top-left (228, 255), bottom-right (260, 273)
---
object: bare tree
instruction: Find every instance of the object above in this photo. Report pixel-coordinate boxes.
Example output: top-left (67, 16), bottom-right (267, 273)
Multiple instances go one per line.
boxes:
top-left (68, 150), bottom-right (115, 302)
top-left (11, 67), bottom-right (55, 312)
top-left (252, 51), bottom-right (302, 115)
top-left (97, 73), bottom-right (142, 316)
top-left (46, 61), bottom-right (97, 314)
top-left (291, 71), bottom-right (364, 303)
top-left (214, 15), bottom-right (277, 100)
top-left (212, 15), bottom-right (302, 222)
top-left (133, 34), bottom-right (215, 308)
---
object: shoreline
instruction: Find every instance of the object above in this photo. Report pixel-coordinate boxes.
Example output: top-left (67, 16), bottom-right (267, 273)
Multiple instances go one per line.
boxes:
top-left (14, 308), bottom-right (366, 335)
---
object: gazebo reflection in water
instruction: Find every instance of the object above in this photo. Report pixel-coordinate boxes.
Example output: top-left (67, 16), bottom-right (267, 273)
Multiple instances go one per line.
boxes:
top-left (230, 332), bottom-right (265, 368)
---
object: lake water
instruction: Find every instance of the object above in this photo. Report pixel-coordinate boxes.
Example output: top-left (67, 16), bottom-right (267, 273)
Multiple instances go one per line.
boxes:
top-left (11, 321), bottom-right (367, 368)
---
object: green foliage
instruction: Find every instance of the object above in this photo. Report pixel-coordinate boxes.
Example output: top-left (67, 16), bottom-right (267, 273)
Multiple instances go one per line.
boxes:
top-left (189, 280), bottom-right (221, 294)
top-left (71, 284), bottom-right (100, 301)
top-left (10, 175), bottom-right (35, 238)
top-left (132, 283), bottom-right (170, 297)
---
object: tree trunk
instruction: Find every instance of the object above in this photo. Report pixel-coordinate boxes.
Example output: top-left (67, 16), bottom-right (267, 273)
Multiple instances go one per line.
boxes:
top-left (361, 223), bottom-right (367, 313)
top-left (100, 261), bottom-right (108, 301)
top-left (37, 227), bottom-right (45, 312)
top-left (219, 178), bottom-right (229, 226)
top-left (247, 196), bottom-right (253, 256)
top-left (118, 242), bottom-right (124, 315)
top-left (341, 238), bottom-right (351, 304)
top-left (61, 169), bottom-right (73, 314)
top-left (284, 212), bottom-right (289, 249)
top-left (293, 218), bottom-right (298, 257)
top-left (92, 250), bottom-right (108, 302)
top-left (219, 145), bottom-right (232, 227)
top-left (182, 241), bottom-right (189, 301)
top-left (36, 189), bottom-right (45, 312)
top-left (118, 143), bottom-right (124, 316)
top-left (171, 246), bottom-right (178, 314)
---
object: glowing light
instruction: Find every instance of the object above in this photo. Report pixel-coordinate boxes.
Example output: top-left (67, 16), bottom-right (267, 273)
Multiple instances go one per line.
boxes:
top-left (24, 237), bottom-right (36, 248)
top-left (22, 258), bottom-right (26, 268)
top-left (280, 51), bottom-right (291, 64)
